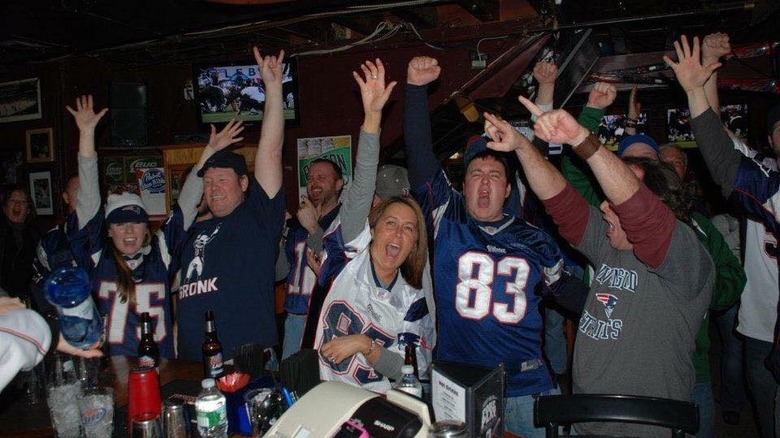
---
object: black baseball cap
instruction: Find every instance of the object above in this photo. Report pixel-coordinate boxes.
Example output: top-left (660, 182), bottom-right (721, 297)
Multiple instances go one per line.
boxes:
top-left (197, 150), bottom-right (248, 177)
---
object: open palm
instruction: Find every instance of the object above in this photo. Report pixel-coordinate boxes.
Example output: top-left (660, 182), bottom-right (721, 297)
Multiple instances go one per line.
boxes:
top-left (66, 95), bottom-right (107, 132)
top-left (354, 58), bottom-right (397, 114)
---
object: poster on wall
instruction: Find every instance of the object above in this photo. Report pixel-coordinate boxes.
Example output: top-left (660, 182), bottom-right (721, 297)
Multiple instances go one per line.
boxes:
top-left (0, 78), bottom-right (42, 123)
top-left (296, 135), bottom-right (352, 200)
top-left (128, 157), bottom-right (166, 218)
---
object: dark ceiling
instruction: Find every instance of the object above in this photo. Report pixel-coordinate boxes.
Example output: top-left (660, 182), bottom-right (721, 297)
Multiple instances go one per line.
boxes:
top-left (2, 0), bottom-right (779, 70)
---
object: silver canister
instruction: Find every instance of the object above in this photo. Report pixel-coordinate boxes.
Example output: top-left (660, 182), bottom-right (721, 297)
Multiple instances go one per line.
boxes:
top-left (131, 412), bottom-right (163, 438)
top-left (163, 400), bottom-right (189, 438)
top-left (428, 420), bottom-right (468, 438)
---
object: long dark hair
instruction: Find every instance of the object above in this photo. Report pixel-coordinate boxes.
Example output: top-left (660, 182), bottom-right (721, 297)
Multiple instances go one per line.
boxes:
top-left (623, 157), bottom-right (692, 222)
top-left (367, 196), bottom-right (428, 289)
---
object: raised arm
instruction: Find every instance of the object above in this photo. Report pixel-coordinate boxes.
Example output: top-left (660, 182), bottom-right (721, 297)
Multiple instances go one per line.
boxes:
top-left (404, 57), bottom-right (442, 187)
top-left (340, 59), bottom-right (397, 244)
top-left (65, 95), bottom-right (107, 229)
top-left (178, 120), bottom-right (245, 229)
top-left (625, 86), bottom-right (641, 135)
top-left (562, 82), bottom-right (617, 206)
top-left (664, 35), bottom-right (721, 119)
top-left (520, 97), bottom-right (677, 268)
top-left (252, 48), bottom-right (285, 197)
top-left (482, 107), bottom-right (589, 247)
top-left (533, 61), bottom-right (557, 111)
top-left (578, 82), bottom-right (616, 132)
top-left (665, 36), bottom-right (741, 195)
top-left (701, 32), bottom-right (731, 116)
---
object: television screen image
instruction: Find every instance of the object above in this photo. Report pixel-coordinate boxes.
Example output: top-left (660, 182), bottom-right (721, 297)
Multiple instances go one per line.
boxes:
top-left (721, 104), bottom-right (748, 142)
top-left (597, 112), bottom-right (647, 150)
top-left (194, 59), bottom-right (299, 125)
top-left (667, 108), bottom-right (694, 144)
top-left (666, 104), bottom-right (747, 146)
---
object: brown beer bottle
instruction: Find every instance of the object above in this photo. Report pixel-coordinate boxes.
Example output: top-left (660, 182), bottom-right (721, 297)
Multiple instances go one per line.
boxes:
top-left (137, 312), bottom-right (160, 371)
top-left (404, 342), bottom-right (419, 378)
top-left (202, 310), bottom-right (225, 379)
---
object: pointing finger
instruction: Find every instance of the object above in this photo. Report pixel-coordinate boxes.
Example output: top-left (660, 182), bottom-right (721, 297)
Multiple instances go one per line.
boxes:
top-left (518, 95), bottom-right (544, 117)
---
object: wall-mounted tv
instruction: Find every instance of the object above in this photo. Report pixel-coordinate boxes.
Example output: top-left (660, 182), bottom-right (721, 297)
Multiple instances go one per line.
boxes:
top-left (193, 59), bottom-right (300, 126)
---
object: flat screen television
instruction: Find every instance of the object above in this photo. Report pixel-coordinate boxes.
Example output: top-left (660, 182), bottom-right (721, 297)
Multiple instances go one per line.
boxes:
top-left (193, 59), bottom-right (300, 126)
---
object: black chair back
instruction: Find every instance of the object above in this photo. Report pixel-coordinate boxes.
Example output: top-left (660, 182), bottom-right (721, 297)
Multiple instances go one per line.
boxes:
top-left (534, 394), bottom-right (699, 438)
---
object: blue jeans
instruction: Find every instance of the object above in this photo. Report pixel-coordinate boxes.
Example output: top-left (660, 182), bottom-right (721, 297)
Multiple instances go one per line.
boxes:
top-left (544, 307), bottom-right (568, 375)
top-left (743, 336), bottom-right (779, 438)
top-left (282, 313), bottom-right (307, 360)
top-left (505, 387), bottom-right (560, 438)
top-left (691, 382), bottom-right (714, 438)
top-left (713, 304), bottom-right (747, 413)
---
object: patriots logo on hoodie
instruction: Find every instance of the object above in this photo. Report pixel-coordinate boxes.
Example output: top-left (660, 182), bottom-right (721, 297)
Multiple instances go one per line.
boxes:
top-left (595, 293), bottom-right (618, 319)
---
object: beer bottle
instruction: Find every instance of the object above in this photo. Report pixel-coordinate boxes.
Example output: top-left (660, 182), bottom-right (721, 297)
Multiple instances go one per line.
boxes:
top-left (202, 310), bottom-right (225, 379)
top-left (404, 342), bottom-right (419, 378)
top-left (137, 312), bottom-right (160, 371)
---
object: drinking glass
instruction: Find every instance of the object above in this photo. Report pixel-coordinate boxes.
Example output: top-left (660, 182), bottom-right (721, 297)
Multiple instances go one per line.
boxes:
top-left (244, 388), bottom-right (274, 437)
top-left (47, 380), bottom-right (83, 438)
top-left (79, 387), bottom-right (114, 438)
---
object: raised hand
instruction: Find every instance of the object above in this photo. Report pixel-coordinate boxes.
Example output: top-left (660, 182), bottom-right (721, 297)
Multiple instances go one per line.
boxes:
top-left (519, 96), bottom-right (588, 146)
top-left (407, 56), bottom-right (441, 86)
top-left (353, 58), bottom-right (397, 115)
top-left (207, 119), bottom-right (245, 151)
top-left (296, 196), bottom-right (320, 234)
top-left (66, 95), bottom-right (108, 132)
top-left (533, 61), bottom-right (558, 85)
top-left (483, 112), bottom-right (531, 153)
top-left (586, 82), bottom-right (617, 110)
top-left (253, 48), bottom-right (286, 88)
top-left (664, 35), bottom-right (721, 93)
top-left (628, 86), bottom-right (641, 119)
top-left (702, 32), bottom-right (731, 62)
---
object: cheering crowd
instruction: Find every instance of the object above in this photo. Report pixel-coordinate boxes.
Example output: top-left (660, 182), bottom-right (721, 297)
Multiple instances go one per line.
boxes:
top-left (2, 32), bottom-right (780, 437)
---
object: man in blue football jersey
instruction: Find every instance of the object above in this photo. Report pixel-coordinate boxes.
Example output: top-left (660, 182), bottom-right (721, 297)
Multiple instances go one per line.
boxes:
top-left (404, 56), bottom-right (581, 438)
top-left (176, 48), bottom-right (286, 362)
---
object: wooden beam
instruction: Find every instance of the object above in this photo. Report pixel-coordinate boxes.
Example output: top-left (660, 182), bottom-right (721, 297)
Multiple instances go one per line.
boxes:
top-left (331, 16), bottom-right (380, 38)
top-left (391, 6), bottom-right (439, 29)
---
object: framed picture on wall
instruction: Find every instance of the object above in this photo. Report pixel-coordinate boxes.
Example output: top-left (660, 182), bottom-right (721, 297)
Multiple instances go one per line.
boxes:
top-left (29, 171), bottom-right (53, 215)
top-left (26, 128), bottom-right (55, 163)
top-left (0, 78), bottom-right (42, 123)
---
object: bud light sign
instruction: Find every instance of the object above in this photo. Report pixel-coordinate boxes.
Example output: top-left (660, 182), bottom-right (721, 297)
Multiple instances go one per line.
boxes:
top-left (140, 168), bottom-right (165, 194)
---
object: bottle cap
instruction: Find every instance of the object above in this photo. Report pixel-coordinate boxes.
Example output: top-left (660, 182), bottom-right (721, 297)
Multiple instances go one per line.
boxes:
top-left (202, 378), bottom-right (216, 389)
top-left (401, 365), bottom-right (414, 375)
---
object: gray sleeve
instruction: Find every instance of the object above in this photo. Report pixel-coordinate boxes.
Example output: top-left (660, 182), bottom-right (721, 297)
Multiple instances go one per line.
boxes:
top-left (690, 109), bottom-right (740, 197)
top-left (76, 154), bottom-right (101, 229)
top-left (372, 347), bottom-right (405, 381)
top-left (176, 170), bottom-right (203, 231)
top-left (340, 129), bottom-right (380, 244)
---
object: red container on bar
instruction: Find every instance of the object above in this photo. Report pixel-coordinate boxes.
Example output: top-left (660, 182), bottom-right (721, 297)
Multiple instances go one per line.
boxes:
top-left (127, 366), bottom-right (162, 435)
